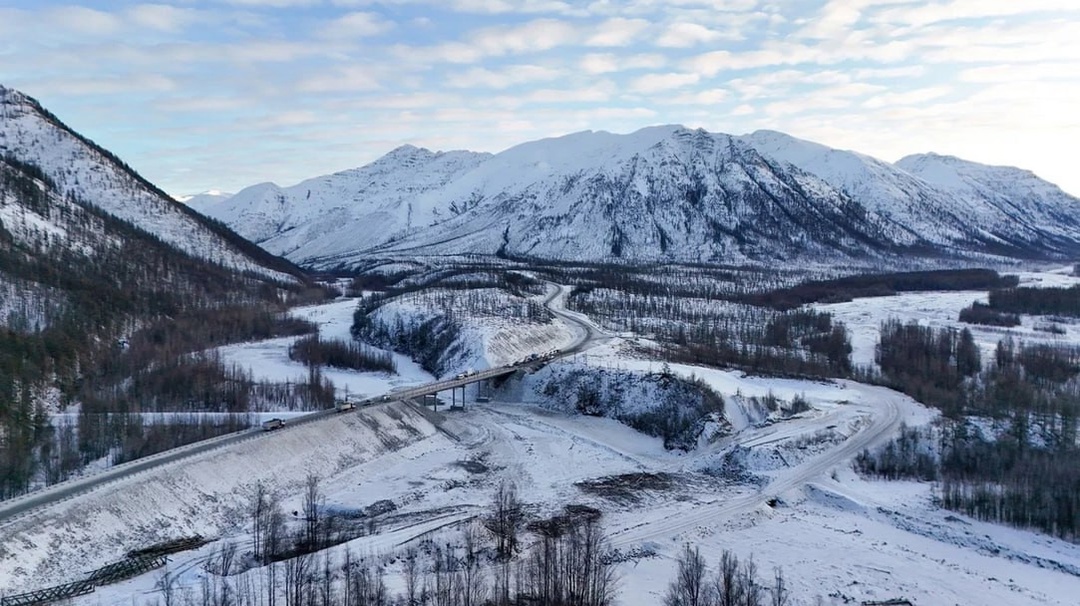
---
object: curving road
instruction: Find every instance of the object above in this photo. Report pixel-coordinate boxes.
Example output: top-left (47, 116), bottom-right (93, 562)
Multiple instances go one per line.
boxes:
top-left (0, 282), bottom-right (601, 527)
top-left (608, 384), bottom-right (904, 548)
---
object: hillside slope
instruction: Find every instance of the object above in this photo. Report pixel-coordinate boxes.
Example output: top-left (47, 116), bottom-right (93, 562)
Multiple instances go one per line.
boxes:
top-left (0, 86), bottom-right (301, 282)
top-left (215, 145), bottom-right (491, 264)
top-left (0, 86), bottom-right (319, 497)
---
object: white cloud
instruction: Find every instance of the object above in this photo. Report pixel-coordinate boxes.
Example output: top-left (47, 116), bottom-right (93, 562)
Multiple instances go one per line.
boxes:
top-left (126, 4), bottom-right (203, 32)
top-left (863, 86), bottom-right (952, 109)
top-left (470, 18), bottom-right (580, 56)
top-left (449, 65), bottom-right (563, 89)
top-left (297, 66), bottom-right (382, 92)
top-left (154, 97), bottom-right (251, 112)
top-left (49, 5), bottom-right (124, 36)
top-left (959, 63), bottom-right (1078, 83)
top-left (655, 23), bottom-right (722, 47)
top-left (221, 0), bottom-right (323, 7)
top-left (330, 0), bottom-right (585, 15)
top-left (872, 0), bottom-right (1080, 27)
top-left (664, 88), bottom-right (730, 105)
top-left (25, 74), bottom-right (178, 96)
top-left (579, 52), bottom-right (666, 74)
top-left (318, 11), bottom-right (394, 39)
top-left (585, 17), bottom-right (651, 47)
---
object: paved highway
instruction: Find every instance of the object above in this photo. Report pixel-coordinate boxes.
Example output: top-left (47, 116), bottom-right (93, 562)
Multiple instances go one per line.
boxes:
top-left (0, 281), bottom-right (600, 526)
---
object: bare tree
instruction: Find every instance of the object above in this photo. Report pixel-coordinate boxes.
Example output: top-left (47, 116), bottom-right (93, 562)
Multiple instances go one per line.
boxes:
top-left (431, 544), bottom-right (458, 606)
top-left (320, 552), bottom-right (333, 606)
top-left (713, 550), bottom-right (743, 606)
top-left (521, 514), bottom-right (617, 606)
top-left (268, 560), bottom-right (279, 606)
top-left (461, 523), bottom-right (488, 606)
top-left (264, 496), bottom-right (286, 563)
top-left (251, 481), bottom-right (269, 562)
top-left (303, 473), bottom-right (322, 551)
top-left (482, 481), bottom-right (525, 561)
top-left (157, 567), bottom-right (178, 606)
top-left (342, 549), bottom-right (354, 606)
top-left (403, 546), bottom-right (420, 606)
top-left (664, 544), bottom-right (708, 606)
top-left (770, 567), bottom-right (789, 606)
top-left (284, 551), bottom-right (312, 606)
top-left (741, 556), bottom-right (761, 606)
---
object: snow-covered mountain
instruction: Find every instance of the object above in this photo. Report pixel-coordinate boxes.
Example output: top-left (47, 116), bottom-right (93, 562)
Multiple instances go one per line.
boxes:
top-left (741, 131), bottom-right (1080, 259)
top-left (213, 145), bottom-right (491, 264)
top-left (0, 85), bottom-right (299, 282)
top-left (201, 126), bottom-right (1080, 269)
top-left (176, 190), bottom-right (233, 213)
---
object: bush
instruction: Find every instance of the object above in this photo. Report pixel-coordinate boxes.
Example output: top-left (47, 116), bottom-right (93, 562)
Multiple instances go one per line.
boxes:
top-left (958, 302), bottom-right (1020, 327)
top-left (289, 334), bottom-right (396, 374)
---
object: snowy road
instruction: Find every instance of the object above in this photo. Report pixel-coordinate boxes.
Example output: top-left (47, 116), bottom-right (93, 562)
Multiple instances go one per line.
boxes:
top-left (608, 384), bottom-right (903, 547)
top-left (541, 281), bottom-right (613, 354)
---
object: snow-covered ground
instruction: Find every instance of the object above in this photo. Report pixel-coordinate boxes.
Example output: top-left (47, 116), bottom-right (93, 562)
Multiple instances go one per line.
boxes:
top-left (39, 368), bottom-right (1080, 606)
top-left (820, 267), bottom-right (1080, 366)
top-left (217, 297), bottom-right (436, 400)
top-left (6, 271), bottom-right (1080, 605)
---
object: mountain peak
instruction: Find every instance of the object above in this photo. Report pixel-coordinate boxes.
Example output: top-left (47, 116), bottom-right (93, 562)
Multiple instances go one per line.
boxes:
top-left (381, 143), bottom-right (437, 162)
top-left (168, 124), bottom-right (1080, 268)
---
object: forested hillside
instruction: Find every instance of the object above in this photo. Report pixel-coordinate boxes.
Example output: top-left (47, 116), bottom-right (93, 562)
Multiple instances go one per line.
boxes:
top-left (0, 134), bottom-right (327, 498)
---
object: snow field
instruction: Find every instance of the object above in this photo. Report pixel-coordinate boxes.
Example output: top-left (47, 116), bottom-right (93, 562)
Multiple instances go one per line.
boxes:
top-left (820, 275), bottom-right (1080, 368)
top-left (216, 298), bottom-right (436, 401)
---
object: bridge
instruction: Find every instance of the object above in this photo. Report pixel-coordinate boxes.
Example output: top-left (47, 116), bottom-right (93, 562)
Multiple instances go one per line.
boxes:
top-left (0, 283), bottom-right (607, 527)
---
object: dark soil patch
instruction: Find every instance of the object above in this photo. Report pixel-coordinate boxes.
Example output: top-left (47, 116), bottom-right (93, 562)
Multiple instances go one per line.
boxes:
top-left (575, 472), bottom-right (675, 503)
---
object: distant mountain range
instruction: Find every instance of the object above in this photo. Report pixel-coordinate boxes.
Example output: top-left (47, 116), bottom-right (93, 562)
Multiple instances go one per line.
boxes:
top-left (194, 126), bottom-right (1080, 270)
top-left (176, 190), bottom-right (233, 211)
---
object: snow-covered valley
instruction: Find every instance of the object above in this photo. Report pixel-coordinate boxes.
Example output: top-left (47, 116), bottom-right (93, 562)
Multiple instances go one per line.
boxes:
top-left (4, 275), bottom-right (1080, 606)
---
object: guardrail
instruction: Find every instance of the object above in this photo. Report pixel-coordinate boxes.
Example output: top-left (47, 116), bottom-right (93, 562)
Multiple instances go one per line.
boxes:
top-left (0, 356), bottom-right (566, 528)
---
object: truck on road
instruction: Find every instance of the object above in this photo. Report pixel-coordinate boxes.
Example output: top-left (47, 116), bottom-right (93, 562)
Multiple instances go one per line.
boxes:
top-left (261, 418), bottom-right (285, 431)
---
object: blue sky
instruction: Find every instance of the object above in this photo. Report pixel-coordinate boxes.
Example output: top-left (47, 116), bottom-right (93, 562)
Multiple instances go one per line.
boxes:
top-left (2, 0), bottom-right (1079, 196)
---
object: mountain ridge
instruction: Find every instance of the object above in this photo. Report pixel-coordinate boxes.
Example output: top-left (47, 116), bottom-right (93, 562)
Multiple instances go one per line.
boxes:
top-left (0, 85), bottom-right (304, 282)
top-left (200, 124), bottom-right (1080, 269)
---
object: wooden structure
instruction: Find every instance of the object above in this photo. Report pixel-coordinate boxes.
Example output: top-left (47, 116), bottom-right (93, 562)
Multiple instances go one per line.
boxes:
top-left (0, 580), bottom-right (94, 606)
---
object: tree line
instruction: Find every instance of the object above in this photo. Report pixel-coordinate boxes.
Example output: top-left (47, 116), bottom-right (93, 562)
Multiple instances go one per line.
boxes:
top-left (741, 268), bottom-right (1016, 311)
top-left (860, 321), bottom-right (1080, 540)
top-left (567, 286), bottom-right (852, 379)
top-left (289, 335), bottom-right (397, 374)
top-left (986, 284), bottom-right (1080, 317)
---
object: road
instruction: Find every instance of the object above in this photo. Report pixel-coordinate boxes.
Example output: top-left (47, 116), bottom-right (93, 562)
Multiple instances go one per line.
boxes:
top-left (0, 282), bottom-right (601, 527)
top-left (608, 384), bottom-right (903, 547)
top-left (540, 281), bottom-right (611, 353)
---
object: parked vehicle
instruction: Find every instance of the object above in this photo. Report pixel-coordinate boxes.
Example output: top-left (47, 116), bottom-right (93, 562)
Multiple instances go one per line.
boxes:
top-left (261, 418), bottom-right (285, 431)
top-left (335, 401), bottom-right (356, 412)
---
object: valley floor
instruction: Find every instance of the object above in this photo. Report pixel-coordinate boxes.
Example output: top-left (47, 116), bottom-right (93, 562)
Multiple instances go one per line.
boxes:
top-left (4, 277), bottom-right (1080, 605)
